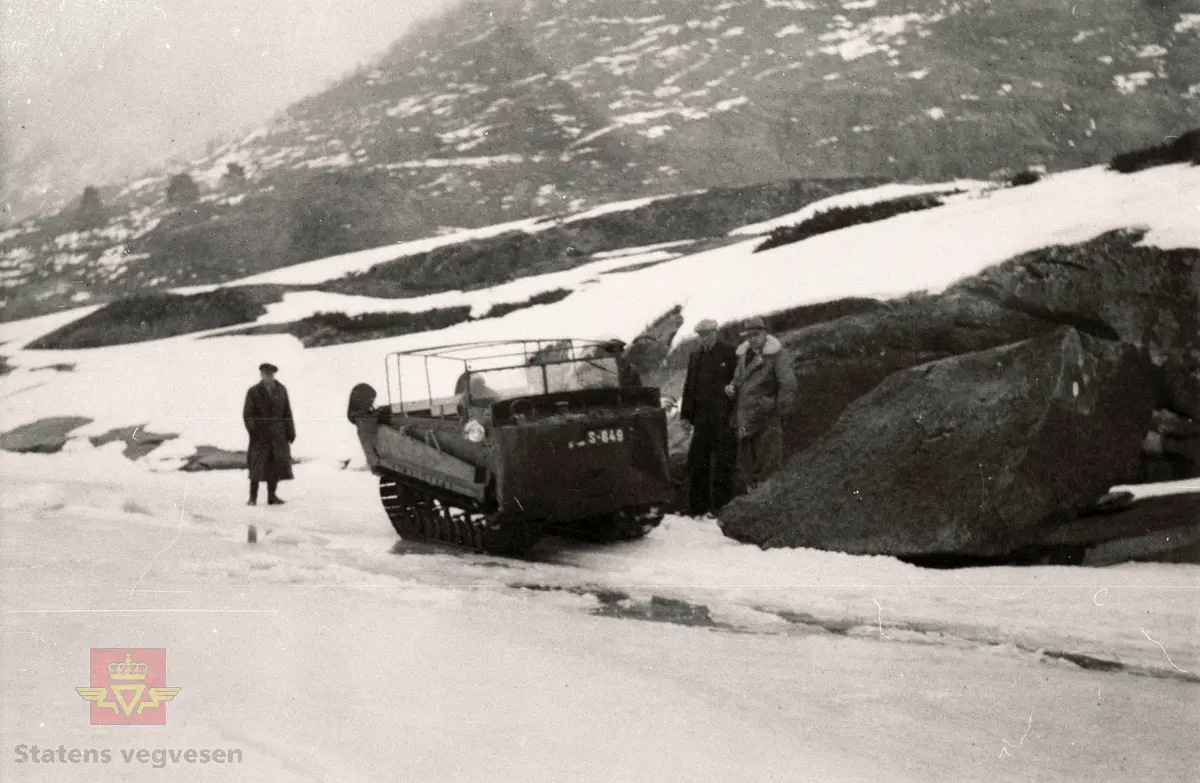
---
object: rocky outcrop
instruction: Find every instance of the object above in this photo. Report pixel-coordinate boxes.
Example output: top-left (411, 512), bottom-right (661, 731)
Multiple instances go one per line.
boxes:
top-left (718, 328), bottom-right (1156, 557)
top-left (0, 417), bottom-right (93, 454)
top-left (951, 229), bottom-right (1200, 415)
top-left (1034, 492), bottom-right (1200, 566)
top-left (181, 446), bottom-right (248, 471)
top-left (89, 425), bottom-right (178, 460)
top-left (626, 306), bottom-right (683, 389)
top-left (766, 231), bottom-right (1200, 466)
top-left (1136, 408), bottom-right (1200, 482)
top-left (952, 229), bottom-right (1200, 486)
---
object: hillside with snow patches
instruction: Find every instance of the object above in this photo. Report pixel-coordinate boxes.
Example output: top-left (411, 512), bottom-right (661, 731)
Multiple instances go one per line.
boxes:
top-left (2, 0), bottom-right (1198, 319)
top-left (2, 160), bottom-right (1197, 469)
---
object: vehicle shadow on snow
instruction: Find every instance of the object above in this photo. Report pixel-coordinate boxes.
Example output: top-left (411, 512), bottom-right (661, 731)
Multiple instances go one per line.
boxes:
top-left (386, 533), bottom-right (595, 567)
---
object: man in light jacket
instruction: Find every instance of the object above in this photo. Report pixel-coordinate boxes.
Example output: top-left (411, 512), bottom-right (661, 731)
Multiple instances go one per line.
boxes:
top-left (725, 316), bottom-right (797, 490)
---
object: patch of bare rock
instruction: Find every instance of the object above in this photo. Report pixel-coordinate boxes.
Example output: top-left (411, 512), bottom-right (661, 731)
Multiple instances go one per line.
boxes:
top-left (0, 417), bottom-right (93, 454)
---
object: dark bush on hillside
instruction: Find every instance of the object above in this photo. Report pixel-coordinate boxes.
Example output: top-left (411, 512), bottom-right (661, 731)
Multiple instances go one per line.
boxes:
top-left (27, 286), bottom-right (285, 349)
top-left (296, 306), bottom-right (473, 347)
top-left (223, 162), bottom-right (248, 189)
top-left (480, 288), bottom-right (572, 319)
top-left (306, 307), bottom-right (473, 332)
top-left (166, 173), bottom-right (200, 206)
top-left (75, 186), bottom-right (107, 230)
top-left (1108, 129), bottom-right (1200, 174)
top-left (1009, 169), bottom-right (1042, 187)
top-left (218, 304), bottom-right (501, 347)
top-left (754, 193), bottom-right (953, 253)
top-left (229, 290), bottom-right (578, 348)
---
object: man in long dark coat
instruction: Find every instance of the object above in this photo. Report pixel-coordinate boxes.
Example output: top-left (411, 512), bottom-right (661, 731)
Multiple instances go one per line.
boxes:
top-left (243, 362), bottom-right (295, 505)
top-left (680, 319), bottom-right (738, 516)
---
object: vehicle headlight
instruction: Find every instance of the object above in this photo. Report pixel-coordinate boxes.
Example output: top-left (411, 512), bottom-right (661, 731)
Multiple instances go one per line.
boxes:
top-left (463, 419), bottom-right (486, 443)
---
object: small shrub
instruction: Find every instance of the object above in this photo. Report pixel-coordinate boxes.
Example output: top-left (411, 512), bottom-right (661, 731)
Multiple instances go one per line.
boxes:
top-left (222, 162), bottom-right (248, 189)
top-left (1009, 169), bottom-right (1042, 187)
top-left (754, 192), bottom-right (954, 253)
top-left (75, 186), bottom-right (108, 230)
top-left (166, 172), bottom-right (201, 206)
top-left (1108, 129), bottom-right (1200, 174)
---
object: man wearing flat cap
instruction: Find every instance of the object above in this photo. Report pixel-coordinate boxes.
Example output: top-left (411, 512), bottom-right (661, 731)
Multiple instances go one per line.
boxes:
top-left (725, 316), bottom-right (797, 491)
top-left (242, 362), bottom-right (296, 506)
top-left (680, 319), bottom-right (739, 516)
top-left (600, 338), bottom-right (643, 388)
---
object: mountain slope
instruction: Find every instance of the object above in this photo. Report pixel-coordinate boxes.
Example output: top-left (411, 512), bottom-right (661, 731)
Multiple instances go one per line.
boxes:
top-left (2, 0), bottom-right (1197, 318)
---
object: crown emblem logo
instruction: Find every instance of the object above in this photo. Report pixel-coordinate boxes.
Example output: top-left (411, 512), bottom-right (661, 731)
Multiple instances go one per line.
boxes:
top-left (108, 653), bottom-right (148, 682)
top-left (76, 648), bottom-right (179, 725)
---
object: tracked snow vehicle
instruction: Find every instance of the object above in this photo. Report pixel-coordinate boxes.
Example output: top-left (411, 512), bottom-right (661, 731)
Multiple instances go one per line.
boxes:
top-left (346, 339), bottom-right (674, 557)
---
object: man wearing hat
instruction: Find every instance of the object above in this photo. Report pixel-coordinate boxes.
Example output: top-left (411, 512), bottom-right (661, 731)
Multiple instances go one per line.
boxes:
top-left (600, 338), bottom-right (643, 387)
top-left (242, 362), bottom-right (296, 506)
top-left (680, 318), bottom-right (739, 516)
top-left (725, 316), bottom-right (797, 490)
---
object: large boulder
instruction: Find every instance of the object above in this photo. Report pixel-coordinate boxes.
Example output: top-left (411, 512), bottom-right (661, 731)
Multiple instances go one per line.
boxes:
top-left (777, 290), bottom-right (1055, 456)
top-left (718, 328), bottom-right (1156, 557)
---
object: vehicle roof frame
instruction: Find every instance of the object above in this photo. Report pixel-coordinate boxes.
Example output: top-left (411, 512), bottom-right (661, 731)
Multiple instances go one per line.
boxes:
top-left (382, 337), bottom-right (619, 413)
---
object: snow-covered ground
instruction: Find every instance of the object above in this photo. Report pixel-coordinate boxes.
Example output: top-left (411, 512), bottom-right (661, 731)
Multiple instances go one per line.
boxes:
top-left (2, 449), bottom-right (1197, 781)
top-left (2, 164), bottom-right (1199, 780)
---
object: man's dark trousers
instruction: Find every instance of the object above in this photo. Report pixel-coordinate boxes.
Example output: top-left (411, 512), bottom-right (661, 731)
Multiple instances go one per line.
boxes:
top-left (687, 423), bottom-right (737, 515)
